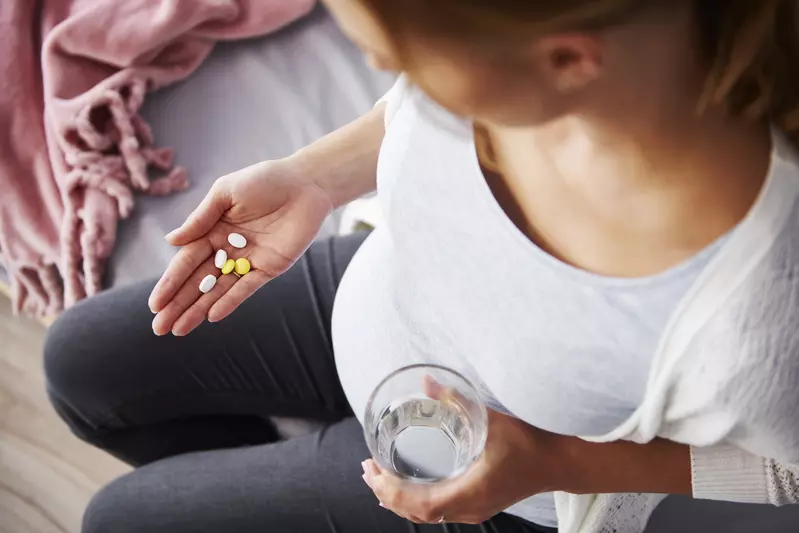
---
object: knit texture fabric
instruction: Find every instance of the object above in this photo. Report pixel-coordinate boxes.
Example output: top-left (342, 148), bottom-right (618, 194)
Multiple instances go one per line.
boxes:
top-left (556, 131), bottom-right (799, 532)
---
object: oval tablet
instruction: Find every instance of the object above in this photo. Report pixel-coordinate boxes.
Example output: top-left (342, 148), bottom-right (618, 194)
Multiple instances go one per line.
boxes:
top-left (228, 233), bottom-right (247, 249)
top-left (214, 249), bottom-right (228, 269)
top-left (199, 274), bottom-right (217, 294)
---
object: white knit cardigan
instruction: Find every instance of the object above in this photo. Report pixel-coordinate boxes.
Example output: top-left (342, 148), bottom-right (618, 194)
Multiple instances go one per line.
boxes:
top-left (555, 129), bottom-right (799, 532)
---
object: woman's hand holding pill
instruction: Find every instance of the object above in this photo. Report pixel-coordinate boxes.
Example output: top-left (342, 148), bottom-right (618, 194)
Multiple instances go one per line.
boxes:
top-left (148, 159), bottom-right (335, 336)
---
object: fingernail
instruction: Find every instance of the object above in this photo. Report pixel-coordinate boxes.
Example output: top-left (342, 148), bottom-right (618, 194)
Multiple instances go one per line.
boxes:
top-left (362, 474), bottom-right (372, 487)
top-left (361, 461), bottom-right (368, 474)
top-left (379, 502), bottom-right (386, 509)
top-left (164, 229), bottom-right (179, 241)
top-left (172, 330), bottom-right (184, 337)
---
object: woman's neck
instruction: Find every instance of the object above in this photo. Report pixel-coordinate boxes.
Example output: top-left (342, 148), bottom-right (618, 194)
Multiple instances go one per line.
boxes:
top-left (481, 109), bottom-right (771, 277)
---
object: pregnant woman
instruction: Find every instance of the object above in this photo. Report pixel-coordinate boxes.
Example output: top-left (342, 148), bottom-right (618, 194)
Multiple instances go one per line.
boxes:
top-left (45, 1), bottom-right (799, 532)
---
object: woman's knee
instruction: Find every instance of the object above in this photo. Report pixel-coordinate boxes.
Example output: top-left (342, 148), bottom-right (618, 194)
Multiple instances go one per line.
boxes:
top-left (44, 281), bottom-right (156, 436)
top-left (44, 297), bottom-right (110, 437)
top-left (82, 458), bottom-right (256, 533)
top-left (44, 296), bottom-right (96, 388)
top-left (82, 474), bottom-right (162, 533)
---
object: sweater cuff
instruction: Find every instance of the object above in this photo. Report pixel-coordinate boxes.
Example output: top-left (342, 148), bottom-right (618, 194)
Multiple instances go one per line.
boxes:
top-left (690, 443), bottom-right (768, 503)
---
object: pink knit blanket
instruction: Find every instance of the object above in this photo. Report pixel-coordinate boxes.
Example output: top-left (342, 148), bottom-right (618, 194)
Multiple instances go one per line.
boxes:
top-left (0, 0), bottom-right (315, 316)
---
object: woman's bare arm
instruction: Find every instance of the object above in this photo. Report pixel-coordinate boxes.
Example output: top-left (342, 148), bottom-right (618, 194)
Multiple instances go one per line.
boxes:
top-left (554, 436), bottom-right (692, 496)
top-left (290, 102), bottom-right (387, 209)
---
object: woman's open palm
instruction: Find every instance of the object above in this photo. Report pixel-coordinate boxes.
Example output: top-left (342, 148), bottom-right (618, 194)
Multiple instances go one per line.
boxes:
top-left (148, 160), bottom-right (334, 336)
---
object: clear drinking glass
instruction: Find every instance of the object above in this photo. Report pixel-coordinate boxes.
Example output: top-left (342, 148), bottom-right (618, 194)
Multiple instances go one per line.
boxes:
top-left (364, 364), bottom-right (488, 483)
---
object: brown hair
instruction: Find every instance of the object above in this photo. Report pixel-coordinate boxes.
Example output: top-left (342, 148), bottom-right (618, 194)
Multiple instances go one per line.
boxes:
top-left (357, 0), bottom-right (799, 157)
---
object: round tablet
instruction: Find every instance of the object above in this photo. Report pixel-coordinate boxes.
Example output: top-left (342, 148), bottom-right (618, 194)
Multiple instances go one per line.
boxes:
top-left (228, 233), bottom-right (247, 249)
top-left (199, 274), bottom-right (217, 294)
top-left (214, 249), bottom-right (228, 269)
top-left (221, 259), bottom-right (236, 275)
top-left (234, 258), bottom-right (251, 275)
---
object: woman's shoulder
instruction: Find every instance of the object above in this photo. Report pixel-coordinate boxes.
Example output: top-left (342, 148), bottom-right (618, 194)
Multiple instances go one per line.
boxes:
top-left (381, 74), bottom-right (473, 139)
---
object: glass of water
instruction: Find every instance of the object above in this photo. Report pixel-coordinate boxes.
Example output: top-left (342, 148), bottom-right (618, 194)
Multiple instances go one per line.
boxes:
top-left (363, 364), bottom-right (488, 483)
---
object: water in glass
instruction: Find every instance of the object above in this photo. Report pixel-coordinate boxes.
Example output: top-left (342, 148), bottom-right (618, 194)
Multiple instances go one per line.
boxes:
top-left (372, 394), bottom-right (477, 482)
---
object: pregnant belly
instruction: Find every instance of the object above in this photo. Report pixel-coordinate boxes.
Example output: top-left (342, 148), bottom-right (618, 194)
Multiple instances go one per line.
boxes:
top-left (332, 231), bottom-right (429, 422)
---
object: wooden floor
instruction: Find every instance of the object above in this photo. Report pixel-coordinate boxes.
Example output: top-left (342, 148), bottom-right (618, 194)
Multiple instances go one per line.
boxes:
top-left (0, 296), bottom-right (129, 533)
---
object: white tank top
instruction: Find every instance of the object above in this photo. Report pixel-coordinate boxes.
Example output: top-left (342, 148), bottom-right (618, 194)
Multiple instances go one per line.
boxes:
top-left (331, 77), bottom-right (726, 527)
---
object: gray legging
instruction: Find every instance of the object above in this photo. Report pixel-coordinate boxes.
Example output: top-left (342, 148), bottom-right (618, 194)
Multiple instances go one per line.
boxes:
top-left (44, 232), bottom-right (556, 533)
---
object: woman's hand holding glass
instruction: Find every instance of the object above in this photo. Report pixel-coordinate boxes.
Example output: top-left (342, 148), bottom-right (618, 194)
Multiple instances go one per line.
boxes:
top-left (362, 404), bottom-right (562, 525)
top-left (363, 375), bottom-right (564, 525)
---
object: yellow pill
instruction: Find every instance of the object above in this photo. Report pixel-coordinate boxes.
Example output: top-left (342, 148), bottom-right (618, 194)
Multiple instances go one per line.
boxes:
top-left (221, 258), bottom-right (236, 275)
top-left (234, 258), bottom-right (251, 275)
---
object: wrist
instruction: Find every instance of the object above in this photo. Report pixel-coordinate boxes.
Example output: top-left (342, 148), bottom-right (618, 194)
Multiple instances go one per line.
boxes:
top-left (268, 154), bottom-right (343, 218)
top-left (285, 148), bottom-right (371, 210)
top-left (508, 424), bottom-right (576, 495)
top-left (545, 436), bottom-right (692, 496)
top-left (540, 433), bottom-right (582, 494)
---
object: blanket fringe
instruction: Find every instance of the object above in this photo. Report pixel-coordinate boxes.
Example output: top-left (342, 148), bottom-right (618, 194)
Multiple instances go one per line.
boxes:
top-left (52, 79), bottom-right (189, 312)
top-left (12, 263), bottom-right (63, 317)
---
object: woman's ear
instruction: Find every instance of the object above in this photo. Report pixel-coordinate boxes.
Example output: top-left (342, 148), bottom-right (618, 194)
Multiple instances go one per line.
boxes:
top-left (533, 34), bottom-right (603, 94)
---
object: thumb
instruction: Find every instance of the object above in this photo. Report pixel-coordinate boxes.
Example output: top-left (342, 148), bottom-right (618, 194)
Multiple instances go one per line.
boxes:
top-left (422, 375), bottom-right (476, 413)
top-left (166, 181), bottom-right (231, 245)
top-left (422, 375), bottom-right (449, 400)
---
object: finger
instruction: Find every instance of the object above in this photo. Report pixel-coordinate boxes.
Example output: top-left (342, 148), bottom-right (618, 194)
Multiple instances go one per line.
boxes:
top-left (423, 376), bottom-right (461, 407)
top-left (166, 182), bottom-right (230, 246)
top-left (422, 375), bottom-right (448, 399)
top-left (149, 240), bottom-right (213, 313)
top-left (377, 500), bottom-right (422, 524)
top-left (151, 259), bottom-right (220, 336)
top-left (423, 375), bottom-right (475, 412)
top-left (368, 460), bottom-right (454, 525)
top-left (170, 270), bottom-right (240, 336)
top-left (365, 459), bottom-right (382, 477)
top-left (364, 474), bottom-right (430, 524)
top-left (207, 270), bottom-right (271, 323)
top-left (361, 463), bottom-right (388, 500)
top-left (363, 472), bottom-right (408, 518)
top-left (169, 233), bottom-right (247, 333)
top-left (403, 513), bottom-right (428, 524)
top-left (363, 467), bottom-right (405, 514)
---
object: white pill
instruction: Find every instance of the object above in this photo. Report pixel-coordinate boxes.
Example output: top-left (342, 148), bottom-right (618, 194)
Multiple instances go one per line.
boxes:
top-left (199, 274), bottom-right (217, 294)
top-left (214, 249), bottom-right (228, 269)
top-left (228, 232), bottom-right (247, 249)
